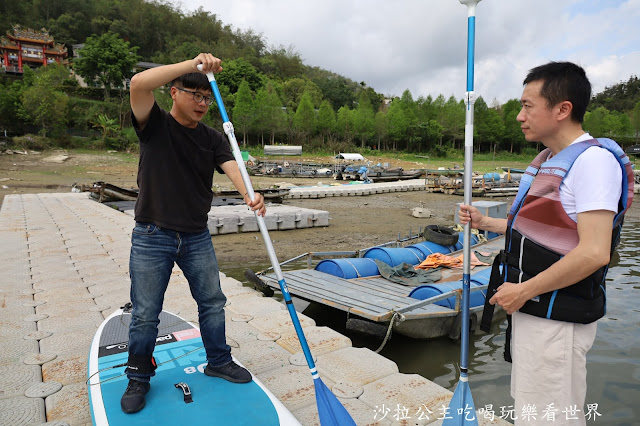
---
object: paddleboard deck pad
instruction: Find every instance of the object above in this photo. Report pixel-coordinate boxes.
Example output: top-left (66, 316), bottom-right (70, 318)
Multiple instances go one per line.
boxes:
top-left (88, 309), bottom-right (300, 425)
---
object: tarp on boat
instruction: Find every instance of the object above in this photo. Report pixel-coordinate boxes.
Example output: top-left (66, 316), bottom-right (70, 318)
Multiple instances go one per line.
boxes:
top-left (335, 153), bottom-right (365, 161)
top-left (264, 145), bottom-right (302, 156)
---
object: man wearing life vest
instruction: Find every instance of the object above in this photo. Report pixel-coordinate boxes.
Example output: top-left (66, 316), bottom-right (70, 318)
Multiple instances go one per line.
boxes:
top-left (458, 61), bottom-right (634, 425)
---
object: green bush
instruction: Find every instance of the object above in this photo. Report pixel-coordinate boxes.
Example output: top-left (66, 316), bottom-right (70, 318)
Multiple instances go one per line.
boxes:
top-left (101, 127), bottom-right (139, 152)
top-left (12, 134), bottom-right (51, 150)
top-left (68, 98), bottom-right (120, 129)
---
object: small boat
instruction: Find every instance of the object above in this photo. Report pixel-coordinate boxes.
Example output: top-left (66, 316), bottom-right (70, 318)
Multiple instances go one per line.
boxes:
top-left (425, 168), bottom-right (464, 176)
top-left (215, 188), bottom-right (291, 203)
top-left (625, 144), bottom-right (640, 156)
top-left (500, 166), bottom-right (527, 174)
top-left (246, 231), bottom-right (505, 340)
top-left (253, 160), bottom-right (338, 178)
top-left (368, 169), bottom-right (425, 182)
top-left (74, 181), bottom-right (139, 202)
top-left (76, 182), bottom-right (291, 204)
top-left (338, 165), bottom-right (425, 182)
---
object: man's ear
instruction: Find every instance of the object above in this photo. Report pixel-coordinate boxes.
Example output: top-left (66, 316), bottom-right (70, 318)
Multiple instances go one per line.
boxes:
top-left (557, 100), bottom-right (573, 121)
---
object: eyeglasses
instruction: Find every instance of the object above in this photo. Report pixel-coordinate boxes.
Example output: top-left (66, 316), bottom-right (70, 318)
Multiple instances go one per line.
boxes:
top-left (174, 87), bottom-right (214, 106)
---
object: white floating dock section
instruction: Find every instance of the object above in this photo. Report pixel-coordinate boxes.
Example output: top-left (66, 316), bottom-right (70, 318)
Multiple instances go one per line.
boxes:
top-left (0, 192), bottom-right (510, 426)
top-left (118, 203), bottom-right (330, 235)
top-left (286, 178), bottom-right (425, 199)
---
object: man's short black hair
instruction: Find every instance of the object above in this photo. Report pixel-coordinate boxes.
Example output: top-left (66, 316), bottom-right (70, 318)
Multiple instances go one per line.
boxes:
top-left (171, 72), bottom-right (211, 92)
top-left (523, 61), bottom-right (591, 123)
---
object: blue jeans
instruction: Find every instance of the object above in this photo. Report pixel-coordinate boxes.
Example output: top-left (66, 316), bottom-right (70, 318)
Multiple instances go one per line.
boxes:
top-left (126, 222), bottom-right (231, 381)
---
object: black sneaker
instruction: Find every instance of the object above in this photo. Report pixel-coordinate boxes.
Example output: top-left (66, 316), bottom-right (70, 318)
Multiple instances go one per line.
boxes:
top-left (121, 379), bottom-right (150, 413)
top-left (204, 361), bottom-right (252, 383)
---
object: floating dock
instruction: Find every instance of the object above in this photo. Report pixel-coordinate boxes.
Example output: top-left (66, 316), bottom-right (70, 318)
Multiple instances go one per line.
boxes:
top-left (0, 193), bottom-right (510, 425)
top-left (286, 179), bottom-right (425, 199)
top-left (113, 202), bottom-right (331, 235)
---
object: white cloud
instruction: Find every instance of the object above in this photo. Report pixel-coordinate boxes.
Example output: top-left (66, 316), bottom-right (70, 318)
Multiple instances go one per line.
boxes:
top-left (173, 0), bottom-right (640, 104)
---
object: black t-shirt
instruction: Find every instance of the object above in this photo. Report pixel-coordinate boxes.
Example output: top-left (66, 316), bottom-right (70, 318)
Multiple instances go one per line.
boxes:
top-left (132, 102), bottom-right (235, 232)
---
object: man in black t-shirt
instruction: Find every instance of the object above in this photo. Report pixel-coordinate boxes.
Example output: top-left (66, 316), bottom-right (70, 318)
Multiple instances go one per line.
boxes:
top-left (121, 53), bottom-right (266, 414)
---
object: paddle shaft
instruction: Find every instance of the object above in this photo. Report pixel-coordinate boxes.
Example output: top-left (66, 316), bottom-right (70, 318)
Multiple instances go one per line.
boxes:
top-left (198, 66), bottom-right (317, 374)
top-left (461, 0), bottom-right (478, 374)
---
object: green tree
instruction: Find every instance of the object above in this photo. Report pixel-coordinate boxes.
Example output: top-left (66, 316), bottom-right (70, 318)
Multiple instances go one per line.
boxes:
top-left (252, 81), bottom-right (286, 146)
top-left (19, 66), bottom-right (69, 137)
top-left (292, 91), bottom-right (316, 143)
top-left (259, 46), bottom-right (305, 80)
top-left (387, 91), bottom-right (417, 151)
top-left (501, 99), bottom-right (525, 153)
top-left (253, 86), bottom-right (270, 146)
top-left (583, 106), bottom-right (609, 136)
top-left (0, 78), bottom-right (26, 133)
top-left (316, 100), bottom-right (336, 143)
top-left (374, 110), bottom-right (389, 150)
top-left (216, 57), bottom-right (266, 94)
top-left (353, 91), bottom-right (375, 148)
top-left (602, 111), bottom-right (633, 141)
top-left (440, 96), bottom-right (465, 148)
top-left (630, 100), bottom-right (640, 143)
top-left (307, 67), bottom-right (359, 110)
top-left (475, 97), bottom-right (505, 154)
top-left (74, 32), bottom-right (140, 98)
top-left (282, 78), bottom-right (323, 111)
top-left (336, 106), bottom-right (354, 144)
top-left (387, 99), bottom-right (408, 151)
top-left (413, 119), bottom-right (443, 152)
top-left (232, 80), bottom-right (254, 147)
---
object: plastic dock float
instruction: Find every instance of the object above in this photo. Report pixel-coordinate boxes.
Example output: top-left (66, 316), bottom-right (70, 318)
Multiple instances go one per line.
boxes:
top-left (0, 193), bottom-right (510, 425)
top-left (286, 178), bottom-right (426, 199)
top-left (117, 203), bottom-right (330, 235)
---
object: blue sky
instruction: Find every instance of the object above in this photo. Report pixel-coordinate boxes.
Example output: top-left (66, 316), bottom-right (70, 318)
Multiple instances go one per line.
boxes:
top-left (174, 0), bottom-right (640, 105)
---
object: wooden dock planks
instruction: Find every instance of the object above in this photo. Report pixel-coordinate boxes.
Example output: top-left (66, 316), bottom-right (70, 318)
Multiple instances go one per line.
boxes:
top-left (261, 269), bottom-right (456, 322)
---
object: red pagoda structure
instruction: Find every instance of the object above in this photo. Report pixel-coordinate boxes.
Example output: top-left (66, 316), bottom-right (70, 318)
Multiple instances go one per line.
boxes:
top-left (0, 25), bottom-right (68, 73)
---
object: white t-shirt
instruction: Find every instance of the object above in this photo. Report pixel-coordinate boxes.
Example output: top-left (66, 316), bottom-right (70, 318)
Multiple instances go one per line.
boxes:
top-left (559, 133), bottom-right (622, 222)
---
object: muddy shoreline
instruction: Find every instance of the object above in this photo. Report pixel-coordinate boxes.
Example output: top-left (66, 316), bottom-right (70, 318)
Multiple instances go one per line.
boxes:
top-left (2, 150), bottom-right (638, 266)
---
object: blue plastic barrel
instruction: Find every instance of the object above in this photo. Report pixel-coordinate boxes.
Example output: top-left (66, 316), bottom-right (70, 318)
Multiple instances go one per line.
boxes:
top-left (407, 268), bottom-right (491, 309)
top-left (483, 172), bottom-right (501, 182)
top-left (363, 246), bottom-right (426, 266)
top-left (453, 232), bottom-right (480, 251)
top-left (315, 258), bottom-right (379, 279)
top-left (408, 241), bottom-right (454, 257)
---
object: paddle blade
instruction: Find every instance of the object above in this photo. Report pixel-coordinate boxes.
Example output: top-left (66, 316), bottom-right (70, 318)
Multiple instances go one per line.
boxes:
top-left (442, 378), bottom-right (478, 425)
top-left (314, 379), bottom-right (356, 426)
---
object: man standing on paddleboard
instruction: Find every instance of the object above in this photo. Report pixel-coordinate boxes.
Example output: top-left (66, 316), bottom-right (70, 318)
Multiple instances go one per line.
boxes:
top-left (458, 61), bottom-right (633, 425)
top-left (121, 53), bottom-right (266, 414)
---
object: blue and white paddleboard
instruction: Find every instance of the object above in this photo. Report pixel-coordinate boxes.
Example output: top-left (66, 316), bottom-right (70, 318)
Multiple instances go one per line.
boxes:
top-left (88, 309), bottom-right (300, 425)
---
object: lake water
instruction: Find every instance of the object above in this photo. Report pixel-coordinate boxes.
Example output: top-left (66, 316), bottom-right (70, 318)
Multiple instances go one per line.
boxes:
top-left (218, 221), bottom-right (639, 425)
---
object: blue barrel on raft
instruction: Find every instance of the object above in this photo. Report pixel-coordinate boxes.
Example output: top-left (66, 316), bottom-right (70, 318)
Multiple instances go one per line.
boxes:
top-left (453, 231), bottom-right (480, 251)
top-left (407, 240), bottom-right (454, 256)
top-left (315, 258), bottom-right (379, 279)
top-left (486, 231), bottom-right (500, 240)
top-left (363, 246), bottom-right (426, 267)
top-left (408, 267), bottom-right (491, 309)
top-left (483, 172), bottom-right (501, 182)
top-left (405, 232), bottom-right (481, 257)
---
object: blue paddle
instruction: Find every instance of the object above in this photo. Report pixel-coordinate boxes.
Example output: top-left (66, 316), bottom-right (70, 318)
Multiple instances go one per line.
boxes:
top-left (198, 64), bottom-right (356, 426)
top-left (443, 1), bottom-right (481, 425)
